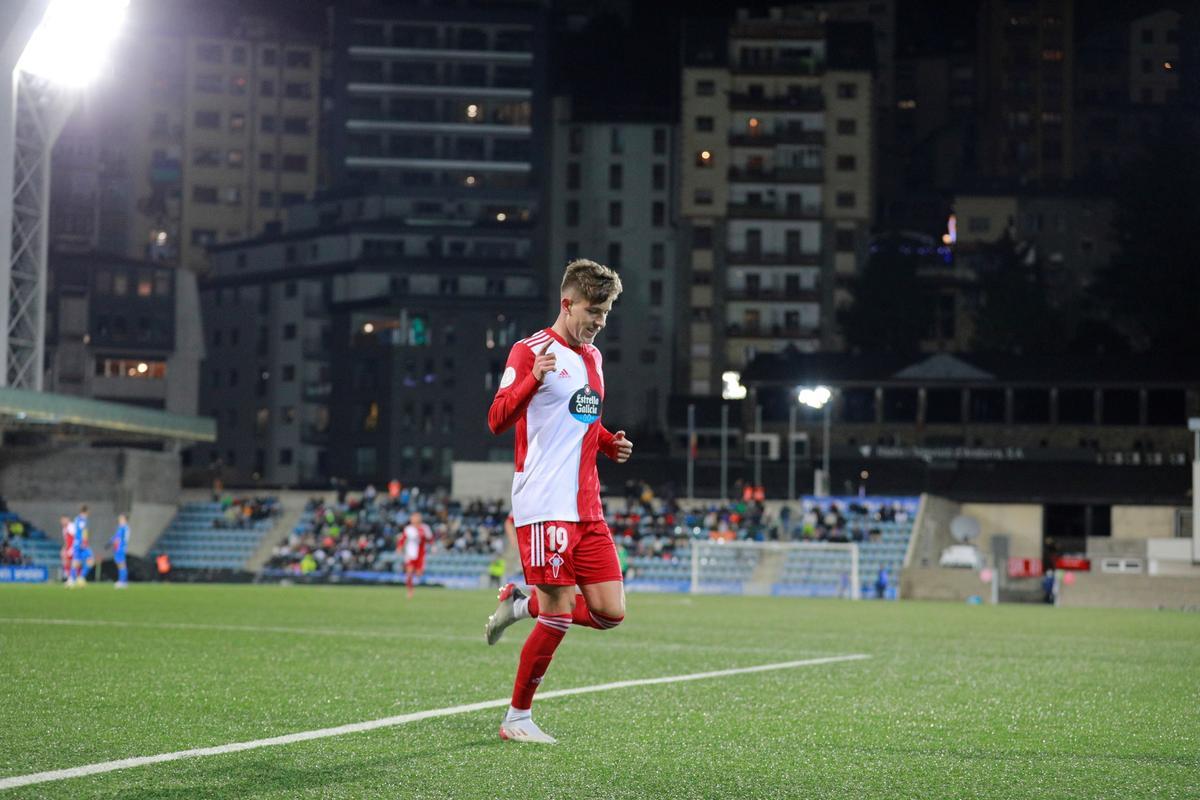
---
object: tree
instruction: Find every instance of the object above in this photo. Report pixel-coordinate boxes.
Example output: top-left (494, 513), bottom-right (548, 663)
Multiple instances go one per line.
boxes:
top-left (970, 240), bottom-right (1067, 354)
top-left (838, 238), bottom-right (934, 352)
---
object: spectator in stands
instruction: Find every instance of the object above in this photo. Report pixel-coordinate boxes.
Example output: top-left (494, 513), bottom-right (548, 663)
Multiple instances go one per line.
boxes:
top-left (875, 566), bottom-right (889, 599)
top-left (156, 552), bottom-right (171, 582)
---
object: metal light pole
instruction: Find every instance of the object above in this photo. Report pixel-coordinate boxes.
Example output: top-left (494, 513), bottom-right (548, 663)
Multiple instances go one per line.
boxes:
top-left (798, 386), bottom-right (833, 497)
top-left (1190, 417), bottom-right (1200, 563)
top-left (719, 402), bottom-right (728, 501)
top-left (753, 404), bottom-right (762, 488)
top-left (686, 403), bottom-right (695, 500)
top-left (787, 404), bottom-right (796, 501)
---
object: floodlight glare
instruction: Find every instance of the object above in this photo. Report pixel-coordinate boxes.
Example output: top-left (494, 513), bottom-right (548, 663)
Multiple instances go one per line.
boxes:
top-left (18, 0), bottom-right (129, 87)
top-left (797, 385), bottom-right (832, 409)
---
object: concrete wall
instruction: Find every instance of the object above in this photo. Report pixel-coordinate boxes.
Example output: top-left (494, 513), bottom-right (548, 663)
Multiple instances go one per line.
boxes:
top-left (900, 566), bottom-right (989, 602)
top-left (908, 493), bottom-right (960, 568)
top-left (451, 462), bottom-right (513, 502)
top-left (1111, 505), bottom-right (1182, 540)
top-left (962, 502), bottom-right (1042, 559)
top-left (0, 447), bottom-right (181, 555)
top-left (1058, 573), bottom-right (1200, 610)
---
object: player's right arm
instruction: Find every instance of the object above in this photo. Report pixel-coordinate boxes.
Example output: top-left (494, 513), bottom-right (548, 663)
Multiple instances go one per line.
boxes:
top-left (487, 341), bottom-right (555, 434)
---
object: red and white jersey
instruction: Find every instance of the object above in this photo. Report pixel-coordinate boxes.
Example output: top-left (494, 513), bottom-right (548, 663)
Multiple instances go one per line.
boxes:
top-left (402, 523), bottom-right (431, 562)
top-left (488, 328), bottom-right (620, 527)
top-left (61, 521), bottom-right (76, 554)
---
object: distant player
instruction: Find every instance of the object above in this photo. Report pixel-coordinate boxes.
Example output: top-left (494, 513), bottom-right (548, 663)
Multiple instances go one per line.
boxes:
top-left (110, 514), bottom-right (130, 589)
top-left (401, 512), bottom-right (432, 599)
top-left (484, 258), bottom-right (633, 744)
top-left (60, 516), bottom-right (76, 586)
top-left (71, 505), bottom-right (94, 585)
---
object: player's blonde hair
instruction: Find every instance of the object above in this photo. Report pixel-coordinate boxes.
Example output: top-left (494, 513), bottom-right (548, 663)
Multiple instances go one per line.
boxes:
top-left (561, 258), bottom-right (623, 304)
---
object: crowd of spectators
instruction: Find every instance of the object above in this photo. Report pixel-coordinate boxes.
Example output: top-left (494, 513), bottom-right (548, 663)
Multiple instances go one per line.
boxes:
top-left (264, 482), bottom-right (916, 578)
top-left (265, 486), bottom-right (508, 576)
top-left (212, 496), bottom-right (281, 529)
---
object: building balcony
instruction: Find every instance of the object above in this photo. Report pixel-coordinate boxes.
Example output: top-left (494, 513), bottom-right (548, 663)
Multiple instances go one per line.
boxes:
top-left (729, 130), bottom-right (825, 147)
top-left (302, 381), bottom-right (331, 402)
top-left (728, 166), bottom-right (824, 183)
top-left (731, 59), bottom-right (825, 77)
top-left (725, 288), bottom-right (820, 302)
top-left (726, 250), bottom-right (822, 266)
top-left (727, 202), bottom-right (822, 220)
top-left (345, 118), bottom-right (531, 136)
top-left (346, 81), bottom-right (532, 99)
top-left (729, 92), bottom-right (824, 112)
top-left (725, 323), bottom-right (820, 340)
top-left (347, 46), bottom-right (533, 64)
top-left (344, 155), bottom-right (531, 173)
top-left (301, 338), bottom-right (330, 360)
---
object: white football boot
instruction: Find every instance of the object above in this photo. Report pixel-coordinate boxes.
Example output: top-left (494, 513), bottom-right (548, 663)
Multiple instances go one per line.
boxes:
top-left (485, 582), bottom-right (527, 645)
top-left (498, 715), bottom-right (557, 744)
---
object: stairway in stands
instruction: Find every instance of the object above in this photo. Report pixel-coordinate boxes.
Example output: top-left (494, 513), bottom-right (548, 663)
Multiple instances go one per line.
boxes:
top-left (152, 501), bottom-right (279, 571)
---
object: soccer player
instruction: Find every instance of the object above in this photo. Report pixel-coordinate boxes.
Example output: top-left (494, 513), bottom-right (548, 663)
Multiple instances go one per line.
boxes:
top-left (484, 258), bottom-right (633, 744)
top-left (71, 505), bottom-right (94, 585)
top-left (60, 516), bottom-right (76, 586)
top-left (110, 514), bottom-right (130, 588)
top-left (401, 512), bottom-right (432, 599)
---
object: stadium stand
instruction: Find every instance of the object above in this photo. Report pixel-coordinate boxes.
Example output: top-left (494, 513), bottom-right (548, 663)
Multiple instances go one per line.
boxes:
top-left (2, 511), bottom-right (54, 571)
top-left (150, 497), bottom-right (281, 571)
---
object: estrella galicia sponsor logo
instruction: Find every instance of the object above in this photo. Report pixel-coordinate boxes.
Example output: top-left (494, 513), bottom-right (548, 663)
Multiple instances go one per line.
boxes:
top-left (569, 384), bottom-right (601, 424)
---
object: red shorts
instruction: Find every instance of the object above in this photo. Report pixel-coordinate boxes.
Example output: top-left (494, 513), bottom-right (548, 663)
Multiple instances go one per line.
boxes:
top-left (516, 519), bottom-right (623, 587)
top-left (404, 554), bottom-right (425, 574)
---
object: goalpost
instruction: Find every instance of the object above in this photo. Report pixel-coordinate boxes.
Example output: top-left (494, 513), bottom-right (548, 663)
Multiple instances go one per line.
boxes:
top-left (688, 539), bottom-right (861, 599)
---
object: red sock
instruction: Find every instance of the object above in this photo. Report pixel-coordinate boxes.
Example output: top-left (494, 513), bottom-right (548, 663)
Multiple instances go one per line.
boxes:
top-left (405, 574), bottom-right (414, 591)
top-left (526, 593), bottom-right (623, 630)
top-left (511, 614), bottom-right (570, 710)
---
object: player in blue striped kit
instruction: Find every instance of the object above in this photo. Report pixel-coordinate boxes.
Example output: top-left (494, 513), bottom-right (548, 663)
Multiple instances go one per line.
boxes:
top-left (71, 506), bottom-right (94, 585)
top-left (109, 514), bottom-right (130, 588)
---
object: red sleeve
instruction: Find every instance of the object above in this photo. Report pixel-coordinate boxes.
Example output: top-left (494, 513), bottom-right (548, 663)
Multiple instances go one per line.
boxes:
top-left (487, 342), bottom-right (540, 434)
top-left (597, 424), bottom-right (619, 460)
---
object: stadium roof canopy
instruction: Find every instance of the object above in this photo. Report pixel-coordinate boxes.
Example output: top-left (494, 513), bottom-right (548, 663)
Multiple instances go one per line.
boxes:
top-left (0, 387), bottom-right (215, 443)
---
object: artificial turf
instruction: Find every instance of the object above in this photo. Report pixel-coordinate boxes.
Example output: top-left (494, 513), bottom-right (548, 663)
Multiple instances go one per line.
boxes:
top-left (0, 583), bottom-right (1197, 798)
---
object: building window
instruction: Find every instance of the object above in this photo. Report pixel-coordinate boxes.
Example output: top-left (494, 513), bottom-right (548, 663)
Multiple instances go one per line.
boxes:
top-left (196, 43), bottom-right (222, 63)
top-left (835, 229), bottom-right (856, 252)
top-left (194, 74), bottom-right (222, 93)
top-left (568, 127), bottom-right (582, 154)
top-left (261, 115), bottom-right (276, 133)
top-left (229, 113), bottom-right (245, 132)
top-left (652, 201), bottom-right (665, 227)
top-left (835, 191), bottom-right (856, 208)
top-left (282, 154), bottom-right (308, 172)
top-left (837, 119), bottom-right (857, 135)
top-left (693, 226), bottom-right (713, 249)
top-left (653, 128), bottom-right (667, 154)
top-left (259, 153), bottom-right (274, 170)
top-left (354, 447), bottom-right (376, 476)
top-left (190, 229), bottom-right (216, 246)
top-left (283, 116), bottom-right (310, 135)
top-left (607, 241), bottom-right (622, 268)
top-left (609, 163), bottom-right (622, 190)
top-left (261, 48), bottom-right (276, 66)
top-left (227, 149), bottom-right (244, 167)
top-left (258, 191), bottom-right (275, 208)
top-left (693, 188), bottom-right (713, 205)
top-left (837, 82), bottom-right (858, 99)
top-left (192, 186), bottom-right (218, 204)
top-left (281, 192), bottom-right (304, 207)
top-left (650, 279), bottom-right (663, 306)
top-left (259, 79), bottom-right (275, 96)
top-left (193, 110), bottom-right (219, 129)
top-left (652, 163), bottom-right (666, 191)
top-left (565, 200), bottom-right (579, 227)
top-left (836, 154), bottom-right (857, 171)
top-left (566, 162), bottom-right (580, 190)
top-left (279, 448), bottom-right (293, 466)
top-left (192, 147), bottom-right (220, 167)
top-left (282, 364), bottom-right (295, 381)
top-left (610, 128), bottom-right (623, 154)
top-left (286, 50), bottom-right (312, 69)
top-left (651, 242), bottom-right (665, 269)
top-left (284, 82), bottom-right (312, 99)
top-left (609, 201), bottom-right (622, 227)
top-left (283, 323), bottom-right (296, 340)
top-left (229, 76), bottom-right (248, 95)
top-left (696, 79), bottom-right (715, 96)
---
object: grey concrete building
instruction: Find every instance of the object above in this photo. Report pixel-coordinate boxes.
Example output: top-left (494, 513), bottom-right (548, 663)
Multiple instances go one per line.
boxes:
top-left (546, 97), bottom-right (678, 436)
top-left (200, 192), bottom-right (544, 487)
top-left (679, 7), bottom-right (876, 397)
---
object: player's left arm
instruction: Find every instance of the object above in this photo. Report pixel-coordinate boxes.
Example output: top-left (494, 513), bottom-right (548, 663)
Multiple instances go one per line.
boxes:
top-left (598, 424), bottom-right (633, 463)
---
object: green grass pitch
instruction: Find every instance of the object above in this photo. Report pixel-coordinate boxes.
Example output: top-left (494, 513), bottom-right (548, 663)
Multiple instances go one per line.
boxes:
top-left (1, 583), bottom-right (1197, 798)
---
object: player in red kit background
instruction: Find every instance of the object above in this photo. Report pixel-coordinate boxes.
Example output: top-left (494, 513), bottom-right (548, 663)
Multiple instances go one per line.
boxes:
top-left (484, 258), bottom-right (633, 744)
top-left (401, 512), bottom-right (432, 599)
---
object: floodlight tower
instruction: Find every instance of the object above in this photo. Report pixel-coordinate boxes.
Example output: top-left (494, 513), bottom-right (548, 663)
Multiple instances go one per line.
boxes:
top-left (0, 0), bottom-right (128, 390)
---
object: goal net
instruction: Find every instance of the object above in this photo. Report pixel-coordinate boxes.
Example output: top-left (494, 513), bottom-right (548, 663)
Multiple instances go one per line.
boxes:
top-left (688, 539), bottom-right (860, 598)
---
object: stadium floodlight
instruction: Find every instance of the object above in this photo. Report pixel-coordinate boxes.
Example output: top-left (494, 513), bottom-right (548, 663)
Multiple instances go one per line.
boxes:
top-left (797, 385), bottom-right (834, 496)
top-left (17, 0), bottom-right (129, 87)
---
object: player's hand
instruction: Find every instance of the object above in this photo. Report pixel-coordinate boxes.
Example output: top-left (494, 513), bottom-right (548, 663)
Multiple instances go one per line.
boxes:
top-left (532, 341), bottom-right (556, 382)
top-left (613, 430), bottom-right (633, 463)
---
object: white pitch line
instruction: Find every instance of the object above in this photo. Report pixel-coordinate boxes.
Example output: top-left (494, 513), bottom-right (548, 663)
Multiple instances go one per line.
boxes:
top-left (0, 653), bottom-right (870, 791)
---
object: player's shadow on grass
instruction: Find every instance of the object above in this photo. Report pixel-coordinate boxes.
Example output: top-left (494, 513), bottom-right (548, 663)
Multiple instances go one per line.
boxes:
top-left (104, 727), bottom-right (506, 799)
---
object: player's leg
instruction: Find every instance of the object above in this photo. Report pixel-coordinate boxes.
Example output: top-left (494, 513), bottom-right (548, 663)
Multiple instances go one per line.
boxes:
top-left (116, 556), bottom-right (128, 587)
top-left (500, 582), bottom-right (572, 744)
top-left (404, 563), bottom-right (415, 598)
top-left (568, 521), bottom-right (626, 629)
